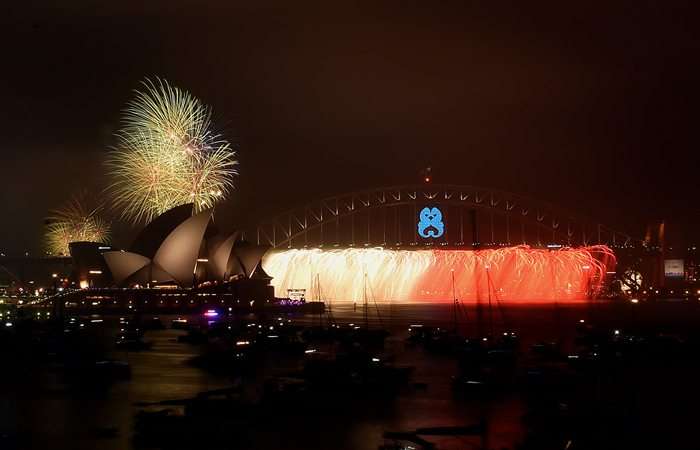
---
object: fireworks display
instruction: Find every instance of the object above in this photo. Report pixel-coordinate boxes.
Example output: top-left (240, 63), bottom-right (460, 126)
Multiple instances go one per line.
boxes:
top-left (45, 196), bottom-right (111, 256)
top-left (107, 78), bottom-right (237, 224)
top-left (263, 246), bottom-right (616, 303)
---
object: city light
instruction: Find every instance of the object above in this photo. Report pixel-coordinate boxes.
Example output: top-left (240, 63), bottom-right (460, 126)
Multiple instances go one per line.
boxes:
top-left (203, 309), bottom-right (219, 317)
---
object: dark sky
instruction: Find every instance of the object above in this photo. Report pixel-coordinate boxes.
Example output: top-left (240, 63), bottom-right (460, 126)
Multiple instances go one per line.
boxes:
top-left (1, 1), bottom-right (698, 254)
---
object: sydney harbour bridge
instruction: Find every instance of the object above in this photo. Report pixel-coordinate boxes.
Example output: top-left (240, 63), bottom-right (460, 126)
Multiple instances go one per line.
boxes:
top-left (7, 183), bottom-right (648, 313)
top-left (254, 184), bottom-right (633, 250)
top-left (251, 184), bottom-right (636, 304)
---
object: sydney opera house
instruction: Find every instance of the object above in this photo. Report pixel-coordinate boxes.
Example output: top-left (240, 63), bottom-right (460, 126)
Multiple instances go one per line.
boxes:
top-left (70, 204), bottom-right (274, 299)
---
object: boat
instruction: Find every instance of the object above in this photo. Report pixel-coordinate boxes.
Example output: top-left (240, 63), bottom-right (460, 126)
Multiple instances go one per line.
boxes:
top-left (339, 273), bottom-right (391, 350)
top-left (115, 329), bottom-right (152, 351)
top-left (133, 387), bottom-right (253, 448)
top-left (380, 424), bottom-right (487, 450)
top-left (171, 317), bottom-right (190, 330)
top-left (301, 348), bottom-right (413, 395)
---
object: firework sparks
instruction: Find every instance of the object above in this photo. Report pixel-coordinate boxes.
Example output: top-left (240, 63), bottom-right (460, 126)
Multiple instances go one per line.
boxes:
top-left (262, 245), bottom-right (616, 303)
top-left (45, 196), bottom-right (111, 256)
top-left (107, 78), bottom-right (236, 224)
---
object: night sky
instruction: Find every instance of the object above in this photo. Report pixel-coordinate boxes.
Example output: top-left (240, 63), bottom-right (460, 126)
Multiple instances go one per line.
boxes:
top-left (1, 2), bottom-right (698, 255)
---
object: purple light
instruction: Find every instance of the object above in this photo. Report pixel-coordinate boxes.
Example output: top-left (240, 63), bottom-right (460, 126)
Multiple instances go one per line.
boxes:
top-left (279, 299), bottom-right (304, 306)
top-left (204, 309), bottom-right (219, 317)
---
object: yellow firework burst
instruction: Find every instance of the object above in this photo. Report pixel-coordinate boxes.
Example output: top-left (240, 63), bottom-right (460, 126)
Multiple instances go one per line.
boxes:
top-left (45, 196), bottom-right (111, 256)
top-left (107, 78), bottom-right (237, 224)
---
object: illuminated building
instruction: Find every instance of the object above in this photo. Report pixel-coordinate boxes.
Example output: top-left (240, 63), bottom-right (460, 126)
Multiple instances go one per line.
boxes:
top-left (101, 204), bottom-right (271, 292)
top-left (68, 241), bottom-right (112, 288)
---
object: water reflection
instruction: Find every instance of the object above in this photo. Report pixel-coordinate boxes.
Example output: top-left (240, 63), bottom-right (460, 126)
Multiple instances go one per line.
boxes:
top-left (6, 303), bottom-right (700, 449)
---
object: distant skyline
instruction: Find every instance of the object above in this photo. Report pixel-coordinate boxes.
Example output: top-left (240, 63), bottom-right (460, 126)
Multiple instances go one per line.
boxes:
top-left (1, 2), bottom-right (699, 254)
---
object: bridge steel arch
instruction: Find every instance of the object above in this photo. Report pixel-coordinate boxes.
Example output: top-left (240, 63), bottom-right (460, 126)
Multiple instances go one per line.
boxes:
top-left (255, 184), bottom-right (634, 250)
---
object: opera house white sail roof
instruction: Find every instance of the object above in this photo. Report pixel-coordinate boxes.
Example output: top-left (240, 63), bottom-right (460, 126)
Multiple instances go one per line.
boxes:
top-left (103, 204), bottom-right (270, 288)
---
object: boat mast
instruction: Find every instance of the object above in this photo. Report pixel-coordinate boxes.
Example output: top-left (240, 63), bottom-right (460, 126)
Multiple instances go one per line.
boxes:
top-left (486, 267), bottom-right (494, 338)
top-left (324, 273), bottom-right (335, 326)
top-left (451, 269), bottom-right (458, 334)
top-left (363, 272), bottom-right (369, 329)
top-left (316, 273), bottom-right (323, 327)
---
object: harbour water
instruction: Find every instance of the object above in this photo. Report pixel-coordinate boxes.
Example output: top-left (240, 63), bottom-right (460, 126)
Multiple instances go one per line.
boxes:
top-left (4, 302), bottom-right (700, 450)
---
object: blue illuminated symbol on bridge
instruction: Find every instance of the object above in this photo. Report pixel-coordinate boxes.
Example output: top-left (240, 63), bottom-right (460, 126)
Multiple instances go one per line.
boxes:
top-left (418, 207), bottom-right (445, 238)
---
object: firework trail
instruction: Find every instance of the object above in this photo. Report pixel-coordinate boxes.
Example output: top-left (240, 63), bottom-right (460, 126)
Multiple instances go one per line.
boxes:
top-left (262, 246), bottom-right (616, 303)
top-left (45, 196), bottom-right (111, 255)
top-left (107, 78), bottom-right (237, 224)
